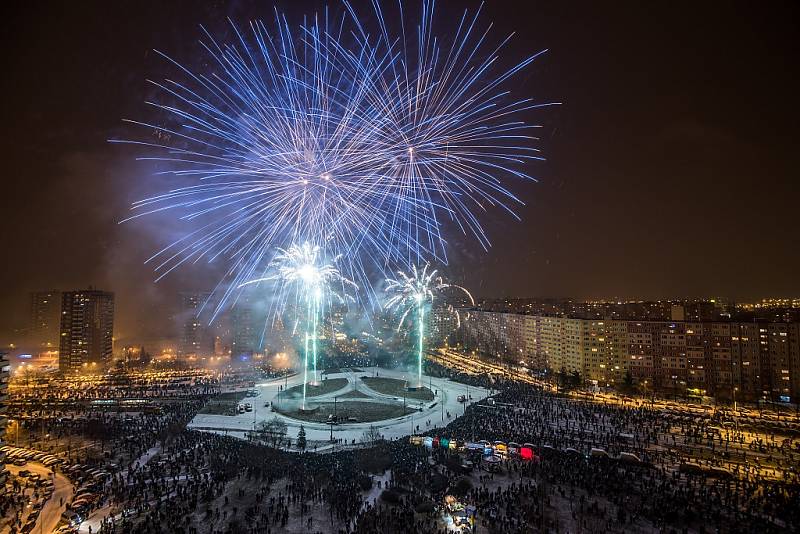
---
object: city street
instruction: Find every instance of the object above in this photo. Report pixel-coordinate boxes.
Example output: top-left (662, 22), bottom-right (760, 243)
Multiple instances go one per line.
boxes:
top-left (5, 461), bottom-right (73, 534)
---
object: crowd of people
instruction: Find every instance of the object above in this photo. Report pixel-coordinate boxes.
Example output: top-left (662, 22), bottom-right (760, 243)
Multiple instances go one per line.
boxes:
top-left (85, 379), bottom-right (797, 533)
top-left (92, 433), bottom-right (407, 533)
top-left (4, 360), bottom-right (799, 533)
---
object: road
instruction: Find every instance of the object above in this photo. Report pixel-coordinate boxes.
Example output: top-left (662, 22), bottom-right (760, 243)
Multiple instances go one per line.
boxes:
top-left (78, 445), bottom-right (162, 533)
top-left (188, 367), bottom-right (490, 444)
top-left (5, 461), bottom-right (73, 534)
top-left (432, 347), bottom-right (800, 423)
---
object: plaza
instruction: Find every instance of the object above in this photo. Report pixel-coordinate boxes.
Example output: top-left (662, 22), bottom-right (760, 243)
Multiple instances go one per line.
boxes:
top-left (188, 367), bottom-right (490, 446)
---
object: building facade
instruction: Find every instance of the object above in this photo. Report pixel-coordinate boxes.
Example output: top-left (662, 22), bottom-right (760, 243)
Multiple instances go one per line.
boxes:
top-left (462, 309), bottom-right (800, 402)
top-left (179, 292), bottom-right (210, 357)
top-left (30, 290), bottom-right (61, 348)
top-left (0, 351), bottom-right (9, 489)
top-left (231, 305), bottom-right (258, 358)
top-left (58, 289), bottom-right (115, 372)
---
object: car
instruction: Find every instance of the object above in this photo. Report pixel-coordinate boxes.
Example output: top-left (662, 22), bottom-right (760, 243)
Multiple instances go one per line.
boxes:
top-left (14, 459), bottom-right (27, 466)
top-left (61, 510), bottom-right (81, 526)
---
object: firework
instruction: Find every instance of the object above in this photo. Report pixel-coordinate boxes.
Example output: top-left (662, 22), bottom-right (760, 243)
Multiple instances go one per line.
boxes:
top-left (240, 242), bottom-right (356, 406)
top-left (343, 0), bottom-right (558, 264)
top-left (116, 1), bottom-right (553, 329)
top-left (385, 263), bottom-right (474, 386)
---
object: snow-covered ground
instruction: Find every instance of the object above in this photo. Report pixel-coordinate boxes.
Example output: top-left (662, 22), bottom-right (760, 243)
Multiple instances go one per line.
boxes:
top-left (188, 367), bottom-right (490, 446)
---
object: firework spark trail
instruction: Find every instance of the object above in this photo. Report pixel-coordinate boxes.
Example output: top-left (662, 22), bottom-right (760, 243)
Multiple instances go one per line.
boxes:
top-left (345, 0), bottom-right (559, 265)
top-left (115, 1), bottom-right (554, 334)
top-left (385, 262), bottom-right (475, 386)
top-left (239, 242), bottom-right (356, 407)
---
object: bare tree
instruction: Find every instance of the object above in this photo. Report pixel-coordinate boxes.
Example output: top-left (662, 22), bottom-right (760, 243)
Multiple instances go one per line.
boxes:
top-left (361, 425), bottom-right (383, 444)
top-left (256, 417), bottom-right (288, 447)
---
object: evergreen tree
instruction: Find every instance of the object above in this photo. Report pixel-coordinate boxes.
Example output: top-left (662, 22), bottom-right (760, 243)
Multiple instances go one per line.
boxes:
top-left (297, 425), bottom-right (307, 450)
top-left (624, 369), bottom-right (634, 388)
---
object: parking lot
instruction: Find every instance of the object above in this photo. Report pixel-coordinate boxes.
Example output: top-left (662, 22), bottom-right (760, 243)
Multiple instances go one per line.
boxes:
top-left (1, 453), bottom-right (73, 534)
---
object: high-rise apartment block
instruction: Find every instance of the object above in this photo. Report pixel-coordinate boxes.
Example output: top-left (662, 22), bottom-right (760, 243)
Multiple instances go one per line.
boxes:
top-left (461, 309), bottom-right (800, 402)
top-left (58, 289), bottom-right (115, 372)
top-left (30, 290), bottom-right (61, 347)
top-left (180, 292), bottom-right (210, 357)
top-left (232, 305), bottom-right (258, 357)
top-left (0, 351), bottom-right (9, 489)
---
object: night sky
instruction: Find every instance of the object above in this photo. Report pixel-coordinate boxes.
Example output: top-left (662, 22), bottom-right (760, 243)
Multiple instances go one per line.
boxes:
top-left (2, 1), bottom-right (798, 343)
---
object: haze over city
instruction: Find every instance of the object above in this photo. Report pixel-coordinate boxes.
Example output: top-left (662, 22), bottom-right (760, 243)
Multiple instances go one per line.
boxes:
top-left (3, 0), bottom-right (798, 345)
top-left (1, 1), bottom-right (799, 534)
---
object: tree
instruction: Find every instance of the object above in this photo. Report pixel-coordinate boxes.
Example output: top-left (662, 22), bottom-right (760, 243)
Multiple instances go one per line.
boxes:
top-left (623, 370), bottom-right (634, 388)
top-left (256, 417), bottom-right (288, 447)
top-left (361, 425), bottom-right (383, 444)
top-left (296, 425), bottom-right (307, 451)
top-left (556, 367), bottom-right (568, 393)
top-left (570, 370), bottom-right (581, 387)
